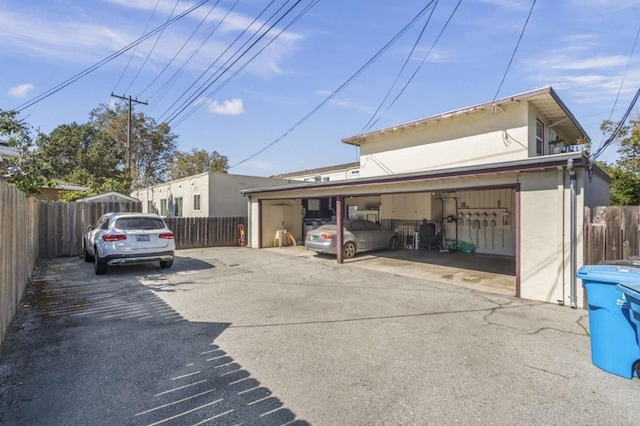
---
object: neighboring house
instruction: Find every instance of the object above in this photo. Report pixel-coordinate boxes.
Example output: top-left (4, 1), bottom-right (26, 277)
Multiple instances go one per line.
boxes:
top-left (272, 161), bottom-right (361, 182)
top-left (131, 172), bottom-right (289, 218)
top-left (76, 192), bottom-right (140, 203)
top-left (36, 181), bottom-right (88, 201)
top-left (0, 142), bottom-right (19, 161)
top-left (241, 86), bottom-right (610, 309)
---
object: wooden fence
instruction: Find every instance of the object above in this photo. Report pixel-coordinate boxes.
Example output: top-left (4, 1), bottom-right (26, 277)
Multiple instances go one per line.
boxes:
top-left (584, 206), bottom-right (640, 264)
top-left (38, 200), bottom-right (142, 258)
top-left (0, 181), bottom-right (39, 345)
top-left (164, 217), bottom-right (247, 250)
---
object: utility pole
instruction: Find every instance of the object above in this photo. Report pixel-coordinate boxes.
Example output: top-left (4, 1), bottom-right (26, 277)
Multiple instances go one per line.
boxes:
top-left (110, 93), bottom-right (148, 186)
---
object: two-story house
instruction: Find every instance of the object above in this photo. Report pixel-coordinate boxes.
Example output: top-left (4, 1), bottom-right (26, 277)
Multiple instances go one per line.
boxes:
top-left (241, 87), bottom-right (610, 308)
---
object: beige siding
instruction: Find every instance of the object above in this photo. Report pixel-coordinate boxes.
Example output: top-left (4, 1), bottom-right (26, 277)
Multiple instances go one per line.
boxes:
top-left (209, 174), bottom-right (288, 218)
top-left (584, 169), bottom-right (610, 209)
top-left (260, 199), bottom-right (303, 247)
top-left (359, 102), bottom-right (530, 177)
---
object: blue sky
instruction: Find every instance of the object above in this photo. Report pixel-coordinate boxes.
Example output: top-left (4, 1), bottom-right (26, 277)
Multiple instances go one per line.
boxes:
top-left (1, 0), bottom-right (639, 177)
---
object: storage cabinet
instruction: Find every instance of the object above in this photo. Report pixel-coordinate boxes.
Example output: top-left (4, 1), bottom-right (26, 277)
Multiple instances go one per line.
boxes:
top-left (381, 193), bottom-right (431, 220)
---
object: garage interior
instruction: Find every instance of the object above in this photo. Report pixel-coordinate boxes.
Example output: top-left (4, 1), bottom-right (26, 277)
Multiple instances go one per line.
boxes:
top-left (259, 187), bottom-right (517, 294)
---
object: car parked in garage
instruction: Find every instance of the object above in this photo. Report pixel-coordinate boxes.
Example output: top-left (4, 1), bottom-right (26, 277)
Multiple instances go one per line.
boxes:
top-left (304, 219), bottom-right (400, 258)
top-left (83, 212), bottom-right (175, 275)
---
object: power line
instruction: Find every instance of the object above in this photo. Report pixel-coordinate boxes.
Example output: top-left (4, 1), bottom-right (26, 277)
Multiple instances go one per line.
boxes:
top-left (124, 0), bottom-right (182, 94)
top-left (13, 0), bottom-right (210, 112)
top-left (491, 0), bottom-right (536, 104)
top-left (363, 0), bottom-right (462, 133)
top-left (160, 0), bottom-right (293, 124)
top-left (112, 0), bottom-right (162, 93)
top-left (229, 1), bottom-right (439, 169)
top-left (137, 0), bottom-right (223, 98)
top-left (171, 0), bottom-right (319, 128)
top-left (595, 24), bottom-right (640, 154)
top-left (147, 0), bottom-right (240, 109)
top-left (359, 1), bottom-right (439, 133)
top-left (592, 87), bottom-right (640, 161)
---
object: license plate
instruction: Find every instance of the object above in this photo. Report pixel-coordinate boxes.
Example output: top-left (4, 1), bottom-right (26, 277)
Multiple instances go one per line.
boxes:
top-left (136, 235), bottom-right (150, 242)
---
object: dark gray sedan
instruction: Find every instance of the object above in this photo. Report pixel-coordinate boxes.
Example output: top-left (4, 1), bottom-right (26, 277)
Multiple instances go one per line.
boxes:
top-left (304, 219), bottom-right (400, 258)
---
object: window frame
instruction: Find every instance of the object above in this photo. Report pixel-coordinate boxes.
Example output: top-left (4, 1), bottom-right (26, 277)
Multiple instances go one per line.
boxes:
top-left (193, 193), bottom-right (201, 211)
top-left (536, 119), bottom-right (545, 156)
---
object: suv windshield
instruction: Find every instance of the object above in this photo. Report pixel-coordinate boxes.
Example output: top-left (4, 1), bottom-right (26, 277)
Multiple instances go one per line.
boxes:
top-left (115, 217), bottom-right (165, 230)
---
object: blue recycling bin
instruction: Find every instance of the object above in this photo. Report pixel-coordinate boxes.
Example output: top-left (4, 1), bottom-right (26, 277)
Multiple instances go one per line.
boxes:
top-left (577, 265), bottom-right (640, 379)
top-left (616, 282), bottom-right (640, 377)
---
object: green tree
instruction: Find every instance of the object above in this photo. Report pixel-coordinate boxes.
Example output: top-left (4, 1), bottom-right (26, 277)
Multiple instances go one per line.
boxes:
top-left (89, 103), bottom-right (177, 190)
top-left (168, 148), bottom-right (229, 180)
top-left (0, 110), bottom-right (54, 194)
top-left (37, 122), bottom-right (126, 193)
top-left (599, 114), bottom-right (640, 205)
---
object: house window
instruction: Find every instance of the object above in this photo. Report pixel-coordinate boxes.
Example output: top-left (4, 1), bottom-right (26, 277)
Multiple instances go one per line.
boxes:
top-left (147, 201), bottom-right (154, 214)
top-left (322, 177), bottom-right (330, 182)
top-left (160, 199), bottom-right (168, 216)
top-left (174, 197), bottom-right (183, 217)
top-left (194, 194), bottom-right (201, 211)
top-left (350, 170), bottom-right (360, 175)
top-left (314, 176), bottom-right (322, 182)
top-left (536, 120), bottom-right (545, 156)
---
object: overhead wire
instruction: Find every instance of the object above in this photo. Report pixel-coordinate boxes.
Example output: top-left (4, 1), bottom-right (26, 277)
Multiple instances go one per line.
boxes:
top-left (171, 0), bottom-right (320, 128)
top-left (491, 0), bottom-right (537, 105)
top-left (363, 0), bottom-right (462, 133)
top-left (13, 0), bottom-right (210, 112)
top-left (147, 0), bottom-right (240, 109)
top-left (595, 24), bottom-right (640, 154)
top-left (159, 0), bottom-right (292, 123)
top-left (137, 0), bottom-right (223, 98)
top-left (229, 1), bottom-right (439, 169)
top-left (124, 0), bottom-right (182, 94)
top-left (359, 1), bottom-right (439, 133)
top-left (112, 0), bottom-right (162, 93)
top-left (592, 87), bottom-right (640, 161)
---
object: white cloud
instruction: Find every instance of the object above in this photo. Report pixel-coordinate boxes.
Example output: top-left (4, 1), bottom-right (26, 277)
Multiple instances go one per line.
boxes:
top-left (205, 98), bottom-right (244, 115)
top-left (0, 2), bottom-right (303, 77)
top-left (475, 0), bottom-right (530, 9)
top-left (8, 83), bottom-right (34, 98)
top-left (527, 54), bottom-right (629, 71)
top-left (411, 47), bottom-right (454, 63)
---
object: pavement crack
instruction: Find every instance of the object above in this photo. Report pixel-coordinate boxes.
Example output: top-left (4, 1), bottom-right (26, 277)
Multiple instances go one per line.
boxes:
top-left (526, 326), bottom-right (588, 337)
top-left (523, 364), bottom-right (569, 379)
top-left (576, 314), bottom-right (590, 336)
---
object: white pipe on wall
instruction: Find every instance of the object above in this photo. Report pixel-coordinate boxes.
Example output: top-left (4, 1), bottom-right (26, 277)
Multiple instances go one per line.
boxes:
top-left (567, 159), bottom-right (577, 309)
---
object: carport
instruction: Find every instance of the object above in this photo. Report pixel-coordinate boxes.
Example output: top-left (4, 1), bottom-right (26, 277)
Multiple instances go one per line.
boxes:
top-left (242, 153), bottom-right (591, 305)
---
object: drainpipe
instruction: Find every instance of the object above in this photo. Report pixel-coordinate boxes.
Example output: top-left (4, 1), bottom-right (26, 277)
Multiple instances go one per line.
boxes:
top-left (567, 159), bottom-right (577, 309)
top-left (336, 196), bottom-right (344, 264)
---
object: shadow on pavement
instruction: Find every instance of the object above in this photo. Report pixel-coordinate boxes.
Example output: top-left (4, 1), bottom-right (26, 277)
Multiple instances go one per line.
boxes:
top-left (0, 259), bottom-right (308, 426)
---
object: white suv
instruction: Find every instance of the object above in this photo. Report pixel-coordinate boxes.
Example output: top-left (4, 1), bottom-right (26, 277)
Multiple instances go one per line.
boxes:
top-left (83, 212), bottom-right (175, 275)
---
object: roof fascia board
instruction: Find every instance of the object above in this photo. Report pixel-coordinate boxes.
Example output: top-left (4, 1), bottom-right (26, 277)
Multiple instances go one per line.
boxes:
top-left (242, 152), bottom-right (586, 196)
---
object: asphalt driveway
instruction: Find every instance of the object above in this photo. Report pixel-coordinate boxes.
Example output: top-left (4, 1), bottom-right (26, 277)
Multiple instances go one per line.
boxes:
top-left (1, 247), bottom-right (639, 425)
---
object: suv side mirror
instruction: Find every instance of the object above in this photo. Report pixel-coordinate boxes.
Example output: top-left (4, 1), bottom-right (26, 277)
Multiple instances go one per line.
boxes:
top-left (87, 225), bottom-right (94, 231)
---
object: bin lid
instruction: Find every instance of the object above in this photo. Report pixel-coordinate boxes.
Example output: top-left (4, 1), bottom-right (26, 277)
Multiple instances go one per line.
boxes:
top-left (577, 264), bottom-right (640, 284)
top-left (617, 282), bottom-right (640, 298)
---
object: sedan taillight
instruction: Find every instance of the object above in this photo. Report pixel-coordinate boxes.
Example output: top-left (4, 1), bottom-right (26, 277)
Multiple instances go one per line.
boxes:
top-left (321, 233), bottom-right (333, 239)
top-left (103, 234), bottom-right (127, 242)
top-left (159, 233), bottom-right (174, 239)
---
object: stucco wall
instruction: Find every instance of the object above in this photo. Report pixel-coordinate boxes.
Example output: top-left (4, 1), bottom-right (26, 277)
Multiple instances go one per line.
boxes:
top-left (519, 168), bottom-right (586, 308)
top-left (260, 199), bottom-right (303, 247)
top-left (209, 174), bottom-right (288, 217)
top-left (358, 102), bottom-right (530, 177)
top-left (584, 168), bottom-right (611, 209)
top-left (133, 173), bottom-right (211, 217)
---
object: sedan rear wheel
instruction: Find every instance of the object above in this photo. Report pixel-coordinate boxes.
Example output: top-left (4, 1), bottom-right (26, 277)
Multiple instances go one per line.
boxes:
top-left (388, 236), bottom-right (400, 251)
top-left (343, 242), bottom-right (356, 259)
